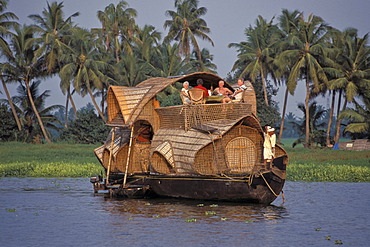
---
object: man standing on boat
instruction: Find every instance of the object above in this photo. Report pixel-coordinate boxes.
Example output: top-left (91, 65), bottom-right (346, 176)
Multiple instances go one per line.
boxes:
top-left (263, 126), bottom-right (276, 169)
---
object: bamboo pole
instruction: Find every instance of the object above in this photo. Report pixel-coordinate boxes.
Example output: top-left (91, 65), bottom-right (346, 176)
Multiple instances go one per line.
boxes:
top-left (123, 125), bottom-right (134, 187)
top-left (106, 128), bottom-right (115, 185)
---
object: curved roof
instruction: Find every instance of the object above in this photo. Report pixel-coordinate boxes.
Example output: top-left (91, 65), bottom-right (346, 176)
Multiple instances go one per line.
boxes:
top-left (151, 115), bottom-right (263, 174)
top-left (107, 72), bottom-right (230, 126)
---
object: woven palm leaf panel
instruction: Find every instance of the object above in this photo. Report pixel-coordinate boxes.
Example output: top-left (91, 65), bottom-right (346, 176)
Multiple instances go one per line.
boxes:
top-left (101, 128), bottom-right (131, 172)
top-left (107, 86), bottom-right (153, 126)
top-left (241, 80), bottom-right (257, 115)
top-left (150, 117), bottom-right (247, 175)
top-left (150, 128), bottom-right (209, 174)
top-left (155, 104), bottom-right (253, 131)
top-left (194, 125), bottom-right (263, 175)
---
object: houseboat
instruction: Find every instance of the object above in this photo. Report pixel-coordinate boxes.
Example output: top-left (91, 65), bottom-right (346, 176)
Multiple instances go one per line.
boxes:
top-left (91, 72), bottom-right (288, 204)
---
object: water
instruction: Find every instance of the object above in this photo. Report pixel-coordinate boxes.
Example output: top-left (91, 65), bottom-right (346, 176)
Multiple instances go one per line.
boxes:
top-left (0, 178), bottom-right (369, 247)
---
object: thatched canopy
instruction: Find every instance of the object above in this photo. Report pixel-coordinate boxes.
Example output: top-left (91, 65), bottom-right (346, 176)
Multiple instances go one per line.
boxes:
top-left (151, 114), bottom-right (264, 174)
top-left (107, 72), bottom-right (233, 126)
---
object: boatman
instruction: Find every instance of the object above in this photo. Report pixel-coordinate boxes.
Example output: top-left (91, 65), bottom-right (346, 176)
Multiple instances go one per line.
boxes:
top-left (263, 126), bottom-right (276, 169)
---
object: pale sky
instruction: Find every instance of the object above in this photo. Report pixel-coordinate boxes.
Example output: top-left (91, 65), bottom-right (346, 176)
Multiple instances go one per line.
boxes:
top-left (4, 0), bottom-right (370, 116)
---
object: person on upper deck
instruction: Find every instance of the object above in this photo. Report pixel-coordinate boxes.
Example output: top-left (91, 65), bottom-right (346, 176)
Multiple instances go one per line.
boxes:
top-left (194, 79), bottom-right (209, 97)
top-left (180, 81), bottom-right (191, 104)
top-left (214, 80), bottom-right (233, 103)
top-left (230, 78), bottom-right (249, 101)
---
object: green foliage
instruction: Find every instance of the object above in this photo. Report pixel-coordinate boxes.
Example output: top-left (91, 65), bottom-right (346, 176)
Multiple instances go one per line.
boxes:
top-left (59, 104), bottom-right (109, 144)
top-left (0, 142), bottom-right (104, 177)
top-left (254, 77), bottom-right (281, 126)
top-left (287, 163), bottom-right (370, 182)
top-left (0, 104), bottom-right (18, 141)
top-left (156, 83), bottom-right (183, 107)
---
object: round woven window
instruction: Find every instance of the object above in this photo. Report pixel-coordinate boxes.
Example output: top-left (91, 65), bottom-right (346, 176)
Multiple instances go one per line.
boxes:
top-left (225, 137), bottom-right (256, 173)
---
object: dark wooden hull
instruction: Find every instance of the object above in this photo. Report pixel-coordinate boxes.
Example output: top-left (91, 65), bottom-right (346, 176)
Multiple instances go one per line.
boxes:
top-left (94, 171), bottom-right (284, 204)
top-left (144, 172), bottom-right (284, 204)
top-left (93, 156), bottom-right (287, 204)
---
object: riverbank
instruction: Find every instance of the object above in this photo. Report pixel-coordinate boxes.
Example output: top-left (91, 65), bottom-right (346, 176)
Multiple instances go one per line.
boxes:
top-left (0, 141), bottom-right (369, 182)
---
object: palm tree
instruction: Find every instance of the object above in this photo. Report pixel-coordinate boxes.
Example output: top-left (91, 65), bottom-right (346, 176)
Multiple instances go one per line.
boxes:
top-left (339, 97), bottom-right (370, 139)
top-left (0, 0), bottom-right (18, 56)
top-left (134, 24), bottom-right (161, 62)
top-left (113, 53), bottom-right (150, 87)
top-left (326, 29), bottom-right (370, 143)
top-left (292, 101), bottom-right (327, 147)
top-left (276, 14), bottom-right (329, 147)
top-left (28, 1), bottom-right (79, 126)
top-left (164, 0), bottom-right (214, 61)
top-left (59, 27), bottom-right (112, 122)
top-left (29, 1), bottom-right (79, 74)
top-left (2, 24), bottom-right (52, 143)
top-left (191, 48), bottom-right (217, 73)
top-left (0, 0), bottom-right (21, 130)
top-left (274, 9), bottom-right (302, 143)
top-left (10, 80), bottom-right (63, 142)
top-left (229, 15), bottom-right (280, 105)
top-left (96, 1), bottom-right (137, 63)
top-left (149, 42), bottom-right (192, 77)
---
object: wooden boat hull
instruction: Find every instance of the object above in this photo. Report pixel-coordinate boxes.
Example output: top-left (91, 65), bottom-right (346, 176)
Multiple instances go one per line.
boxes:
top-left (144, 172), bottom-right (284, 204)
top-left (92, 156), bottom-right (286, 204)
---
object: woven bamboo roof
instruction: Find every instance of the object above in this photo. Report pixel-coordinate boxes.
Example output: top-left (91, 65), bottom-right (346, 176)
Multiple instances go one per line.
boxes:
top-left (107, 72), bottom-right (231, 126)
top-left (151, 115), bottom-right (262, 173)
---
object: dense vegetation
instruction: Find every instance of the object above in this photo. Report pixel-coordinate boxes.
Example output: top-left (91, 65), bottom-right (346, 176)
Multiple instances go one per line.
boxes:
top-left (0, 0), bottom-right (369, 147)
top-left (0, 141), bottom-right (369, 182)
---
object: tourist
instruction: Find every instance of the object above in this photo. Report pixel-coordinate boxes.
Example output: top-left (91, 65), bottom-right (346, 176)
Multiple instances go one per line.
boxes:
top-left (231, 78), bottom-right (248, 101)
top-left (214, 80), bottom-right (233, 103)
top-left (194, 79), bottom-right (209, 97)
top-left (180, 81), bottom-right (191, 104)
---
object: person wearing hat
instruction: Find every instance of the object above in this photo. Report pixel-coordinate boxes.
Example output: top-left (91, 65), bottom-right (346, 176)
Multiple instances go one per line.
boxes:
top-left (263, 125), bottom-right (276, 168)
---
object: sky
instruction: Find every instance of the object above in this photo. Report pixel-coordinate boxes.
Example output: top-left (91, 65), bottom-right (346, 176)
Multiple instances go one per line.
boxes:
top-left (3, 0), bottom-right (370, 116)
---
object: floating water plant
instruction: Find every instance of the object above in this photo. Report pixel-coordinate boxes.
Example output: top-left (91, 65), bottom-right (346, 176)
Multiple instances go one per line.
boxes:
top-left (6, 208), bottom-right (16, 212)
top-left (185, 218), bottom-right (197, 222)
top-left (325, 236), bottom-right (331, 240)
top-left (315, 228), bottom-right (321, 231)
top-left (197, 204), bottom-right (204, 207)
top-left (245, 220), bottom-right (256, 223)
top-left (145, 202), bottom-right (151, 206)
top-left (210, 204), bottom-right (218, 207)
top-left (205, 211), bottom-right (216, 216)
top-left (152, 214), bottom-right (160, 218)
top-left (334, 240), bottom-right (343, 245)
top-left (221, 217), bottom-right (227, 221)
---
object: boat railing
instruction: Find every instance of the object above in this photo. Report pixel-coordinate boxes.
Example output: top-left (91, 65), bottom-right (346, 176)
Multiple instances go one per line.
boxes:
top-left (155, 103), bottom-right (252, 130)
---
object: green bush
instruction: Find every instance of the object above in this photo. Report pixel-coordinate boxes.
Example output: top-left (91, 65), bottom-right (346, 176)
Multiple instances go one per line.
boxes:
top-left (0, 104), bottom-right (19, 141)
top-left (59, 106), bottom-right (109, 144)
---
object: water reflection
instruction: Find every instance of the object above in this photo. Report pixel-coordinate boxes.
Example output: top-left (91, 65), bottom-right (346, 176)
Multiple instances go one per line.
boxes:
top-left (99, 197), bottom-right (288, 223)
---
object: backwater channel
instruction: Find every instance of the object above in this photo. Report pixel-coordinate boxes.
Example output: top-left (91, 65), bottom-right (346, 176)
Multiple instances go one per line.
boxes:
top-left (0, 178), bottom-right (369, 247)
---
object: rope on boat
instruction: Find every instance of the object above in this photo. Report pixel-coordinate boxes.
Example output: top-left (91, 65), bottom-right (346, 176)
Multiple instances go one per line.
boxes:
top-left (259, 172), bottom-right (280, 197)
top-left (220, 173), bottom-right (250, 182)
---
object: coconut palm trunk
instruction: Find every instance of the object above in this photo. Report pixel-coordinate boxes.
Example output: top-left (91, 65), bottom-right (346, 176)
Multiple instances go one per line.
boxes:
top-left (25, 78), bottom-right (51, 143)
top-left (304, 72), bottom-right (310, 148)
top-left (260, 64), bottom-right (269, 105)
top-left (334, 95), bottom-right (347, 143)
top-left (278, 86), bottom-right (289, 144)
top-left (64, 91), bottom-right (69, 128)
top-left (1, 73), bottom-right (22, 131)
top-left (68, 91), bottom-right (78, 120)
top-left (326, 90), bottom-right (335, 146)
top-left (86, 83), bottom-right (106, 122)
